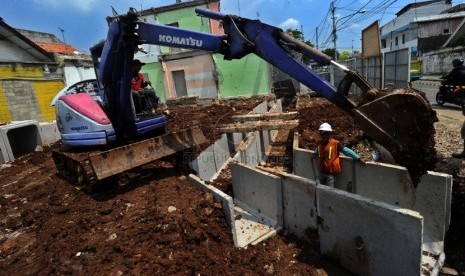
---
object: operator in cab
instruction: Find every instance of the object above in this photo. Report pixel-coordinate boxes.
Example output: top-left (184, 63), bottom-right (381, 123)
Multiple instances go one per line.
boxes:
top-left (131, 59), bottom-right (159, 113)
top-left (313, 123), bottom-right (366, 187)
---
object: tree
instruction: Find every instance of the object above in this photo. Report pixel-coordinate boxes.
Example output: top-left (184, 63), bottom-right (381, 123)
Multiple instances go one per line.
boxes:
top-left (322, 48), bottom-right (338, 60)
top-left (284, 28), bottom-right (314, 65)
top-left (339, 50), bottom-right (351, 61)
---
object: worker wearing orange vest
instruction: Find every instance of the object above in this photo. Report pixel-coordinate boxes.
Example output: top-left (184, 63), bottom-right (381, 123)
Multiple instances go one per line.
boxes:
top-left (131, 59), bottom-right (159, 113)
top-left (314, 123), bottom-right (365, 187)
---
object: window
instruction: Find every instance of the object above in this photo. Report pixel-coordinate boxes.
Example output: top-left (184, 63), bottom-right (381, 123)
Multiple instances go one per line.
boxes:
top-left (381, 39), bottom-right (386, 48)
top-left (444, 28), bottom-right (450, 34)
top-left (402, 34), bottom-right (405, 44)
top-left (395, 36), bottom-right (399, 46)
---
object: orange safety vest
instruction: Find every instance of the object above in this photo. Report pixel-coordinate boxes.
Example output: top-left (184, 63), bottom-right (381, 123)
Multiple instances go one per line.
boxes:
top-left (317, 138), bottom-right (341, 174)
top-left (131, 73), bottom-right (144, 91)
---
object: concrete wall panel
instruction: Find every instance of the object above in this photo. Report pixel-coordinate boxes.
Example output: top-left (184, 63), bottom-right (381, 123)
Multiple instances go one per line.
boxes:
top-left (293, 147), bottom-right (317, 180)
top-left (189, 174), bottom-right (234, 227)
top-left (317, 185), bottom-right (423, 276)
top-left (355, 163), bottom-right (452, 242)
top-left (39, 121), bottom-right (61, 145)
top-left (239, 135), bottom-right (260, 167)
top-left (231, 162), bottom-right (282, 224)
top-left (0, 134), bottom-right (9, 163)
top-left (281, 172), bottom-right (318, 240)
top-left (334, 157), bottom-right (355, 192)
top-left (213, 134), bottom-right (230, 171)
top-left (251, 100), bottom-right (268, 114)
top-left (191, 144), bottom-right (216, 180)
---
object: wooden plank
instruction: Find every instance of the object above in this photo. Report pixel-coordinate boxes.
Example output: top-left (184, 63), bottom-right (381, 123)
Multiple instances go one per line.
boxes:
top-left (217, 120), bottom-right (299, 133)
top-left (231, 112), bottom-right (298, 121)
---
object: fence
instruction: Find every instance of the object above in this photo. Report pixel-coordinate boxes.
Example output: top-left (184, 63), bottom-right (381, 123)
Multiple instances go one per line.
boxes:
top-left (332, 48), bottom-right (410, 94)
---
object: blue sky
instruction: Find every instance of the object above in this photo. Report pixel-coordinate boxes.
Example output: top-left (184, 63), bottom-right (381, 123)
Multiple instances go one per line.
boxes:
top-left (1, 0), bottom-right (463, 55)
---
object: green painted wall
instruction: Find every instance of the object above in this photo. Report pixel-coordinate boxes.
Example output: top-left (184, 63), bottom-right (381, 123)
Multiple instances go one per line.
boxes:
top-left (146, 4), bottom-right (271, 99)
top-left (213, 54), bottom-right (270, 98)
top-left (141, 62), bottom-right (166, 102)
top-left (156, 4), bottom-right (210, 54)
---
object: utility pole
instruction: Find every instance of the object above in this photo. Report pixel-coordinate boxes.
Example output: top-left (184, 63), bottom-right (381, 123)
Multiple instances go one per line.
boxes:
top-left (352, 39), bottom-right (354, 57)
top-left (301, 24), bottom-right (304, 40)
top-left (331, 1), bottom-right (337, 61)
top-left (316, 27), bottom-right (319, 50)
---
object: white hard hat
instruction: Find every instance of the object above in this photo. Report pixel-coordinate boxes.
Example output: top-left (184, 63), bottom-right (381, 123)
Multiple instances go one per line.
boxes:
top-left (319, 122), bottom-right (333, 132)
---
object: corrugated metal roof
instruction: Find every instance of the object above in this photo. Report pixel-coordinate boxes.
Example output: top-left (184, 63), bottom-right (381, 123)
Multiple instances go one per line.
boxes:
top-left (414, 10), bottom-right (465, 22)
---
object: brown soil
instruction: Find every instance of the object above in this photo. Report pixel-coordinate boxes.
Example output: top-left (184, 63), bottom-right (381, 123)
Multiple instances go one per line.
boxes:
top-left (1, 96), bottom-right (464, 275)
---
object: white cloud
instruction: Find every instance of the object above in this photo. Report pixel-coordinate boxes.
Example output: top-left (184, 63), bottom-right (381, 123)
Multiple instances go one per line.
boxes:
top-left (33, 0), bottom-right (98, 12)
top-left (279, 17), bottom-right (300, 30)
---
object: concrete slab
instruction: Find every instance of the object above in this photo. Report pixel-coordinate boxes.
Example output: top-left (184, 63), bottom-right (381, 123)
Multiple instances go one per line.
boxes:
top-left (251, 101), bottom-right (268, 114)
top-left (0, 134), bottom-right (9, 163)
top-left (280, 172), bottom-right (318, 240)
top-left (355, 163), bottom-right (452, 242)
top-left (293, 147), bottom-right (317, 180)
top-left (258, 130), bottom-right (270, 162)
top-left (239, 135), bottom-right (261, 167)
top-left (39, 121), bottom-right (61, 145)
top-left (213, 134), bottom-right (230, 173)
top-left (233, 200), bottom-right (280, 248)
top-left (189, 174), bottom-right (279, 248)
top-left (422, 240), bottom-right (445, 276)
top-left (188, 174), bottom-right (235, 228)
top-left (317, 185), bottom-right (423, 276)
top-left (0, 120), bottom-right (42, 161)
top-left (226, 133), bottom-right (245, 152)
top-left (269, 100), bottom-right (282, 142)
top-left (231, 162), bottom-right (283, 225)
top-left (190, 144), bottom-right (217, 181)
top-left (294, 149), bottom-right (452, 240)
top-left (334, 157), bottom-right (355, 192)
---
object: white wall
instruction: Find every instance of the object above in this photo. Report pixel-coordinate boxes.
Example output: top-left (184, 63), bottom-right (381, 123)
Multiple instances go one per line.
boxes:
top-left (0, 40), bottom-right (40, 62)
top-left (380, 1), bottom-right (451, 52)
top-left (63, 65), bottom-right (96, 85)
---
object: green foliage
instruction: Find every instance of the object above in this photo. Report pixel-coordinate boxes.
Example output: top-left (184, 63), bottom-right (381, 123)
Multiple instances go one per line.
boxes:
top-left (284, 28), bottom-right (314, 65)
top-left (339, 50), bottom-right (351, 61)
top-left (322, 48), bottom-right (338, 60)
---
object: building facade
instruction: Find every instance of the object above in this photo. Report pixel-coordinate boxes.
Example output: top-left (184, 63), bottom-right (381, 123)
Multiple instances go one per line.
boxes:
top-left (18, 29), bottom-right (96, 86)
top-left (380, 0), bottom-right (452, 56)
top-left (0, 19), bottom-right (64, 122)
top-left (130, 0), bottom-right (270, 102)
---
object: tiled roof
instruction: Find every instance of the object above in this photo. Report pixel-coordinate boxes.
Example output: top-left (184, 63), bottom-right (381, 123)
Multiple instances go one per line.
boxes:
top-left (36, 42), bottom-right (79, 55)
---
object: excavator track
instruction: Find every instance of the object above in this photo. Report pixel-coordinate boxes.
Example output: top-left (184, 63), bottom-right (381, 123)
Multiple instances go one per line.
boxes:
top-left (52, 127), bottom-right (207, 191)
top-left (52, 150), bottom-right (99, 190)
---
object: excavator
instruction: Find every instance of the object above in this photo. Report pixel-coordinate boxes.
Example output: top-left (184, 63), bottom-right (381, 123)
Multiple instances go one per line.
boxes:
top-left (52, 7), bottom-right (437, 190)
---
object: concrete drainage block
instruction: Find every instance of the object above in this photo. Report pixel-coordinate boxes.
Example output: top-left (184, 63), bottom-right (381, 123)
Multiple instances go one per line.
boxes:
top-left (0, 120), bottom-right (42, 163)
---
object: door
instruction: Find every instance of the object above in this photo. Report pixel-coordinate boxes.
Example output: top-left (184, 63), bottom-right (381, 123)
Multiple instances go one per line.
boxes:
top-left (172, 70), bottom-right (188, 97)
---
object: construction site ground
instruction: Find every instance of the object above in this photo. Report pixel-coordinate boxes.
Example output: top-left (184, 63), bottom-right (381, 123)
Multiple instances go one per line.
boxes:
top-left (1, 96), bottom-right (464, 275)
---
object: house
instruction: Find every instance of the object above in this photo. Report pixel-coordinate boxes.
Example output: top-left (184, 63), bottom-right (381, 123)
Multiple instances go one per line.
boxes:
top-left (17, 29), bottom-right (96, 86)
top-left (0, 18), bottom-right (64, 122)
top-left (116, 0), bottom-right (270, 102)
top-left (416, 7), bottom-right (465, 55)
top-left (380, 0), bottom-right (452, 57)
